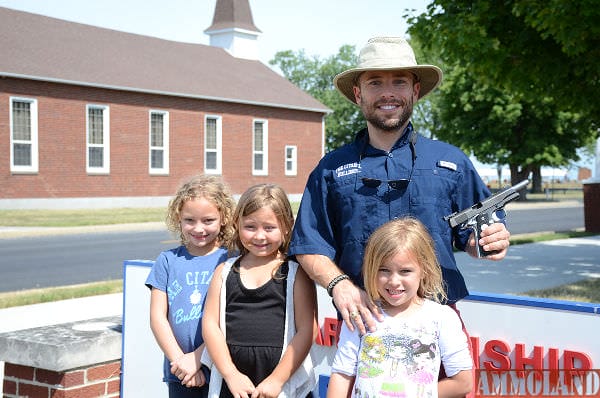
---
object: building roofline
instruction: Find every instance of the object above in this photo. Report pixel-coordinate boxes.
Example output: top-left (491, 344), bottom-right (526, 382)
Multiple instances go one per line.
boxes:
top-left (203, 27), bottom-right (262, 36)
top-left (1, 72), bottom-right (332, 114)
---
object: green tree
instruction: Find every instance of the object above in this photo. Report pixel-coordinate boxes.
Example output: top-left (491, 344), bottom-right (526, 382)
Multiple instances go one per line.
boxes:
top-left (270, 46), bottom-right (365, 151)
top-left (407, 0), bottom-right (598, 189)
top-left (435, 65), bottom-right (590, 191)
top-left (409, 0), bottom-right (599, 117)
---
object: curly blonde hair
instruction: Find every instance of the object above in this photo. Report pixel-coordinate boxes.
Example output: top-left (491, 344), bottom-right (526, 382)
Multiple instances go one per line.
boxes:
top-left (230, 184), bottom-right (294, 257)
top-left (165, 174), bottom-right (235, 248)
top-left (362, 217), bottom-right (447, 304)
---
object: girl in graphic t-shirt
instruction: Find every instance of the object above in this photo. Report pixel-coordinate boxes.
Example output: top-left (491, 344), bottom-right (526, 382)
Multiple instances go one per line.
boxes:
top-left (327, 217), bottom-right (473, 398)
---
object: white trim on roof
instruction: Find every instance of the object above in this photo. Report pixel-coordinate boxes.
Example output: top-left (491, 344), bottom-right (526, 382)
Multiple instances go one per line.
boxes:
top-left (0, 72), bottom-right (332, 114)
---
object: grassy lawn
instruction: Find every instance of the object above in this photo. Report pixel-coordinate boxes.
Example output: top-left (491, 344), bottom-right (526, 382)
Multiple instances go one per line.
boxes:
top-left (0, 207), bottom-right (168, 227)
top-left (522, 278), bottom-right (600, 303)
top-left (0, 280), bottom-right (123, 309)
top-left (0, 203), bottom-right (302, 228)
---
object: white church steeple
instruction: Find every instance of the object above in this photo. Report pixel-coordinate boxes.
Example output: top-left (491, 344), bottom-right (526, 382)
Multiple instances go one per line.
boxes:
top-left (204, 0), bottom-right (262, 60)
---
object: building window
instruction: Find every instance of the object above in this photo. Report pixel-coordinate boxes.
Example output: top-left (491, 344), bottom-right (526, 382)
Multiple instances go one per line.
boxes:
top-left (86, 105), bottom-right (110, 174)
top-left (10, 97), bottom-right (38, 173)
top-left (285, 145), bottom-right (297, 176)
top-left (205, 115), bottom-right (222, 174)
top-left (253, 120), bottom-right (268, 175)
top-left (149, 110), bottom-right (169, 175)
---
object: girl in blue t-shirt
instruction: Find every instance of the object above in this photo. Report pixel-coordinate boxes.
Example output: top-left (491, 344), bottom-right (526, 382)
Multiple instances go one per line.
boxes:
top-left (146, 174), bottom-right (235, 398)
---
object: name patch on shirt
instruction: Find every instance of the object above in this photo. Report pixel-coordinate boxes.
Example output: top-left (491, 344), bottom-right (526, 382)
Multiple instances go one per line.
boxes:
top-left (437, 160), bottom-right (457, 171)
top-left (336, 162), bottom-right (360, 177)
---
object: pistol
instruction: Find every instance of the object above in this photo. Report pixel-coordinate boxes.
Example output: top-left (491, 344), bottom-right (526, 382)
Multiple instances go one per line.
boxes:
top-left (443, 179), bottom-right (529, 257)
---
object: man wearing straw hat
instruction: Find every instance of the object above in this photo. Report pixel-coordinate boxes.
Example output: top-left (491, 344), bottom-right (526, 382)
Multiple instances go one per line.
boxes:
top-left (289, 37), bottom-right (511, 333)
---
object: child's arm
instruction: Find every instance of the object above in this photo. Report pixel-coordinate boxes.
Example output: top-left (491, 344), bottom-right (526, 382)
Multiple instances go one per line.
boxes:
top-left (202, 263), bottom-right (256, 397)
top-left (253, 266), bottom-right (318, 397)
top-left (326, 372), bottom-right (354, 398)
top-left (438, 369), bottom-right (473, 398)
top-left (438, 305), bottom-right (474, 398)
top-left (150, 288), bottom-right (201, 384)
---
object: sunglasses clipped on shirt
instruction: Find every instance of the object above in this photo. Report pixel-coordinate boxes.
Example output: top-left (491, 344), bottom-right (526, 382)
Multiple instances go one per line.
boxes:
top-left (357, 129), bottom-right (418, 191)
top-left (361, 177), bottom-right (411, 190)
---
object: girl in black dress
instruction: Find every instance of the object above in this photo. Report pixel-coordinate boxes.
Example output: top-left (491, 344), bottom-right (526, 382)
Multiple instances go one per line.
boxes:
top-left (202, 184), bottom-right (318, 398)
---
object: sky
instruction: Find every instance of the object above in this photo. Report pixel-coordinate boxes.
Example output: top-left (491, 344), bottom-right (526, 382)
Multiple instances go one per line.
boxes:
top-left (0, 0), bottom-right (429, 65)
top-left (0, 0), bottom-right (595, 178)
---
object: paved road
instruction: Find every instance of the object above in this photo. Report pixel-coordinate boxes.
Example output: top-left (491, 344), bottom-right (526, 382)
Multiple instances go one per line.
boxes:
top-left (0, 202), bottom-right (586, 292)
top-left (0, 226), bottom-right (174, 292)
top-left (0, 223), bottom-right (177, 292)
top-left (505, 205), bottom-right (583, 235)
top-left (457, 235), bottom-right (600, 294)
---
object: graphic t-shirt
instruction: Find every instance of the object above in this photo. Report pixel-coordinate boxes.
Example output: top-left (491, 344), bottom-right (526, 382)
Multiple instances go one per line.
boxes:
top-left (145, 245), bottom-right (228, 383)
top-left (331, 300), bottom-right (472, 398)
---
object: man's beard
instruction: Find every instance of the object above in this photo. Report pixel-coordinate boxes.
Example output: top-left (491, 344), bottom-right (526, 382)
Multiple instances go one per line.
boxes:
top-left (361, 97), bottom-right (414, 132)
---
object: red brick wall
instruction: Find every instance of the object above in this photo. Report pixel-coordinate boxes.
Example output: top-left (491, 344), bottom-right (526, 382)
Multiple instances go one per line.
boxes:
top-left (0, 78), bottom-right (324, 199)
top-left (578, 167), bottom-right (592, 181)
top-left (3, 361), bottom-right (120, 398)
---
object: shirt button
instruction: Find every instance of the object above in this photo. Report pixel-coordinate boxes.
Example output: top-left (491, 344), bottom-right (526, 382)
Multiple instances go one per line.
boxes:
top-left (388, 153), bottom-right (393, 158)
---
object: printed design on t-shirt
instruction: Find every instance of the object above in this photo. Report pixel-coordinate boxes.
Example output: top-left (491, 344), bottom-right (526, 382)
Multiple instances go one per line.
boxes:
top-left (357, 335), bottom-right (386, 378)
top-left (354, 321), bottom-right (439, 398)
top-left (167, 280), bottom-right (183, 306)
top-left (167, 270), bottom-right (212, 325)
top-left (407, 338), bottom-right (437, 398)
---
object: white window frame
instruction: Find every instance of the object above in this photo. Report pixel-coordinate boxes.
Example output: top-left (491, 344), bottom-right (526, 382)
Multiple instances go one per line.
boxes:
top-left (86, 104), bottom-right (110, 174)
top-left (10, 97), bottom-right (38, 173)
top-left (252, 119), bottom-right (268, 176)
top-left (284, 145), bottom-right (297, 176)
top-left (204, 115), bottom-right (222, 174)
top-left (149, 110), bottom-right (169, 175)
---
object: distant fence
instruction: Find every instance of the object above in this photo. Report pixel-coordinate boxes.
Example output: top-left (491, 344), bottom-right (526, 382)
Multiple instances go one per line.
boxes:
top-left (544, 187), bottom-right (583, 195)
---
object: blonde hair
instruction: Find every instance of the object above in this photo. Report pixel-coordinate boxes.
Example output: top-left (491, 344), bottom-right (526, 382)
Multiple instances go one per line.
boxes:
top-left (231, 184), bottom-right (294, 257)
top-left (362, 217), bottom-right (447, 304)
top-left (166, 174), bottom-right (235, 248)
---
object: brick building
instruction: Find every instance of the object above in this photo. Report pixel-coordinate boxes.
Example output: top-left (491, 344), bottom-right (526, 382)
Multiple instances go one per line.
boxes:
top-left (0, 1), bottom-right (329, 209)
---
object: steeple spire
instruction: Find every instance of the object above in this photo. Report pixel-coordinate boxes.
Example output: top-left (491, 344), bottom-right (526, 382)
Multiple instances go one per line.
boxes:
top-left (204, 0), bottom-right (262, 60)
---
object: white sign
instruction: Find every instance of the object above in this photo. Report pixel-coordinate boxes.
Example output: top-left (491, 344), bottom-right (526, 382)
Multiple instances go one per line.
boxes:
top-left (121, 261), bottom-right (600, 397)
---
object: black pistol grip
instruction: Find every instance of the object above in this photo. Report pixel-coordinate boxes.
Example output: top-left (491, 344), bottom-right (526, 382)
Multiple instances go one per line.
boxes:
top-left (475, 210), bottom-right (504, 257)
top-left (475, 212), bottom-right (494, 257)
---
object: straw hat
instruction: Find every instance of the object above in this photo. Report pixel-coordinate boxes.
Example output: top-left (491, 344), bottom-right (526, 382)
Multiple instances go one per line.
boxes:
top-left (333, 37), bottom-right (443, 104)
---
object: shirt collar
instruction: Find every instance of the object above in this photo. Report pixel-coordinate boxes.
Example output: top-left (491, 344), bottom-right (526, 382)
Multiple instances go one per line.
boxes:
top-left (354, 122), bottom-right (415, 157)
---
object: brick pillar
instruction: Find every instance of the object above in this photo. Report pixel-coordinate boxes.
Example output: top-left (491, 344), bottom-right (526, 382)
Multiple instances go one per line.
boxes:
top-left (2, 360), bottom-right (121, 398)
top-left (583, 183), bottom-right (600, 233)
top-left (0, 315), bottom-right (122, 398)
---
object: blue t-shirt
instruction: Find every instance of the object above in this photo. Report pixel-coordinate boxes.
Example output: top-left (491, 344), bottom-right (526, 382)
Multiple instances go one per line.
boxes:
top-left (289, 124), bottom-right (490, 303)
top-left (145, 245), bottom-right (228, 383)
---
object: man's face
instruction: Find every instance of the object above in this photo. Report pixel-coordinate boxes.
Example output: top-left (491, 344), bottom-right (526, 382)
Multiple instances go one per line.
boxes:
top-left (353, 70), bottom-right (420, 132)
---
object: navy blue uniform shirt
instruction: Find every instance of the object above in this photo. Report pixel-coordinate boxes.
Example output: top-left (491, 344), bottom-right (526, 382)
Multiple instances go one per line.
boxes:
top-left (289, 123), bottom-right (491, 303)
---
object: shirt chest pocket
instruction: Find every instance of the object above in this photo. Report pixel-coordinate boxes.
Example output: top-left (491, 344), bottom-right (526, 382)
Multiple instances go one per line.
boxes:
top-left (408, 168), bottom-right (457, 233)
top-left (326, 173), bottom-right (380, 242)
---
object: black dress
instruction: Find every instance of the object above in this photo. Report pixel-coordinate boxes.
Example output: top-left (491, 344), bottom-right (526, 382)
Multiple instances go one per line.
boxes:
top-left (219, 260), bottom-right (288, 398)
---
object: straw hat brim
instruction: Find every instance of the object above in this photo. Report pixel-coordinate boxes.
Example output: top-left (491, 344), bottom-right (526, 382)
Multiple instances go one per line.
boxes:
top-left (333, 65), bottom-right (443, 104)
